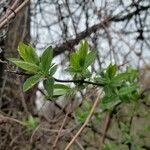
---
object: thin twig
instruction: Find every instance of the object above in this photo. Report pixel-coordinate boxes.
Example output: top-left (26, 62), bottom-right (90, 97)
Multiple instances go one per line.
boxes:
top-left (70, 133), bottom-right (85, 150)
top-left (54, 78), bottom-right (103, 86)
top-left (5, 69), bottom-right (103, 86)
top-left (0, 0), bottom-right (30, 29)
top-left (0, 114), bottom-right (25, 126)
top-left (30, 124), bottom-right (41, 144)
top-left (64, 94), bottom-right (101, 150)
top-left (0, 0), bottom-right (20, 23)
top-left (52, 104), bottom-right (71, 148)
top-left (99, 112), bottom-right (111, 149)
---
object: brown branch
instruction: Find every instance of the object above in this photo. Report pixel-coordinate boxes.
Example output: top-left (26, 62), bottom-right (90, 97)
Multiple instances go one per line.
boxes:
top-left (99, 112), bottom-right (111, 149)
top-left (0, 2), bottom-right (149, 57)
top-left (65, 94), bottom-right (101, 150)
top-left (0, 0), bottom-right (20, 23)
top-left (52, 104), bottom-right (71, 148)
top-left (53, 18), bottom-right (110, 56)
top-left (0, 114), bottom-right (25, 126)
top-left (112, 5), bottom-right (150, 22)
top-left (0, 0), bottom-right (30, 29)
top-left (0, 1), bottom-right (149, 58)
top-left (5, 69), bottom-right (104, 86)
top-left (53, 5), bottom-right (150, 56)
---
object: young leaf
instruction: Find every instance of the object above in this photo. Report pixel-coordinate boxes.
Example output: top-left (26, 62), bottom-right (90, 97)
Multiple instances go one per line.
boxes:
top-left (54, 84), bottom-right (70, 90)
top-left (41, 46), bottom-right (53, 73)
top-left (82, 69), bottom-right (91, 78)
top-left (84, 50), bottom-right (97, 69)
top-left (23, 73), bottom-right (44, 92)
top-left (70, 53), bottom-right (81, 70)
top-left (49, 65), bottom-right (57, 76)
top-left (24, 115), bottom-right (38, 131)
top-left (18, 43), bottom-right (39, 64)
top-left (8, 58), bottom-right (40, 73)
top-left (112, 72), bottom-right (130, 83)
top-left (102, 143), bottom-right (118, 150)
top-left (75, 109), bottom-right (88, 123)
top-left (53, 89), bottom-right (68, 96)
top-left (94, 77), bottom-right (108, 85)
top-left (118, 84), bottom-right (138, 96)
top-left (103, 85), bottom-right (115, 96)
top-left (78, 40), bottom-right (88, 60)
top-left (126, 67), bottom-right (138, 82)
top-left (102, 94), bottom-right (118, 104)
top-left (106, 64), bottom-right (117, 78)
top-left (43, 78), bottom-right (54, 97)
top-left (53, 84), bottom-right (71, 96)
top-left (65, 66), bottom-right (82, 73)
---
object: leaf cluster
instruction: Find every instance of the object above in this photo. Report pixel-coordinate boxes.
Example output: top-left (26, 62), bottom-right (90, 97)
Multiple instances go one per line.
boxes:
top-left (8, 41), bottom-right (140, 115)
top-left (95, 64), bottom-right (139, 106)
top-left (8, 43), bottom-right (70, 98)
top-left (66, 40), bottom-right (97, 83)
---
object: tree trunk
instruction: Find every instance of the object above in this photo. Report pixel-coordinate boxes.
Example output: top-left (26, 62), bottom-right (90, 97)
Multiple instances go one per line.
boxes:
top-left (0, 1), bottom-right (37, 149)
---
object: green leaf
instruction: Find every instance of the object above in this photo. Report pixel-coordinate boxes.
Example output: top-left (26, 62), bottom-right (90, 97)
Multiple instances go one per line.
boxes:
top-left (119, 84), bottom-right (138, 96)
top-left (78, 40), bottom-right (88, 60)
top-left (95, 77), bottom-right (108, 85)
top-left (65, 66), bottom-right (82, 73)
top-left (41, 46), bottom-right (53, 73)
top-left (70, 53), bottom-right (81, 70)
top-left (24, 115), bottom-right (38, 131)
top-left (54, 84), bottom-right (70, 90)
top-left (112, 72), bottom-right (130, 83)
top-left (126, 67), bottom-right (138, 82)
top-left (101, 100), bottom-right (121, 110)
top-left (78, 40), bottom-right (88, 67)
top-left (104, 85), bottom-right (115, 95)
top-left (75, 109), bottom-right (88, 123)
top-left (49, 65), bottom-right (57, 76)
top-left (23, 73), bottom-right (44, 92)
top-left (53, 84), bottom-right (70, 96)
top-left (53, 89), bottom-right (68, 96)
top-left (8, 58), bottom-right (40, 73)
top-left (82, 69), bottom-right (91, 78)
top-left (102, 143), bottom-right (118, 150)
top-left (68, 41), bottom-right (96, 73)
top-left (43, 78), bottom-right (54, 97)
top-left (18, 43), bottom-right (39, 64)
top-left (106, 64), bottom-right (117, 78)
top-left (102, 94), bottom-right (118, 104)
top-left (84, 50), bottom-right (97, 69)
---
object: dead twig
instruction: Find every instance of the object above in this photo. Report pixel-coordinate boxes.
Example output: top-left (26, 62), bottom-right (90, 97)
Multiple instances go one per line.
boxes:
top-left (99, 112), bottom-right (111, 149)
top-left (0, 0), bottom-right (30, 29)
top-left (52, 104), bottom-right (71, 148)
top-left (0, 114), bottom-right (25, 126)
top-left (65, 94), bottom-right (101, 150)
top-left (0, 0), bottom-right (20, 23)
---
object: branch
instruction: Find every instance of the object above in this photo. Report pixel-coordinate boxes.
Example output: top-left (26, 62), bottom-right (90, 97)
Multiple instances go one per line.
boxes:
top-left (1, 2), bottom-right (149, 57)
top-left (0, 0), bottom-right (30, 29)
top-left (38, 87), bottom-right (75, 120)
top-left (0, 0), bottom-right (20, 24)
top-left (52, 104), bottom-right (71, 148)
top-left (53, 18), bottom-right (110, 56)
top-left (0, 114), bottom-right (25, 126)
top-left (53, 5), bottom-right (150, 56)
top-left (54, 78), bottom-right (103, 86)
top-left (112, 5), bottom-right (150, 22)
top-left (99, 112), bottom-right (111, 149)
top-left (65, 94), bottom-right (101, 150)
top-left (5, 70), bottom-right (103, 86)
